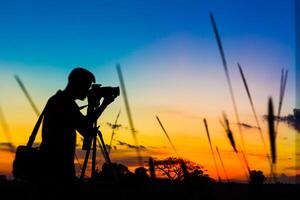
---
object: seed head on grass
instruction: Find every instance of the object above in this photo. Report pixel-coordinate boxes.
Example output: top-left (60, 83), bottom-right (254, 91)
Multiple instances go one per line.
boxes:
top-left (223, 112), bottom-right (237, 153)
top-left (268, 98), bottom-right (276, 164)
top-left (222, 113), bottom-right (250, 180)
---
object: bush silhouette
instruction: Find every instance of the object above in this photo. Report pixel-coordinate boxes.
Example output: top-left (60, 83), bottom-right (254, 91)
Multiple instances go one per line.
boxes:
top-left (249, 170), bottom-right (266, 185)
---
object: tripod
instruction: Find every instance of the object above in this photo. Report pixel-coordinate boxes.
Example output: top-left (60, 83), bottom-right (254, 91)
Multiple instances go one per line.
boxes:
top-left (80, 105), bottom-right (113, 180)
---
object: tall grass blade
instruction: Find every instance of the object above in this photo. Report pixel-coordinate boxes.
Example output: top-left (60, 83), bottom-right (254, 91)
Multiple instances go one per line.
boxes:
top-left (116, 64), bottom-right (143, 166)
top-left (14, 75), bottom-right (40, 116)
top-left (108, 109), bottom-right (121, 154)
top-left (216, 146), bottom-right (229, 182)
top-left (203, 118), bottom-right (221, 181)
top-left (237, 63), bottom-right (272, 168)
top-left (0, 106), bottom-right (15, 152)
top-left (156, 115), bottom-right (179, 157)
top-left (240, 150), bottom-right (251, 174)
top-left (276, 69), bottom-right (288, 135)
top-left (210, 13), bottom-right (245, 149)
top-left (280, 69), bottom-right (284, 101)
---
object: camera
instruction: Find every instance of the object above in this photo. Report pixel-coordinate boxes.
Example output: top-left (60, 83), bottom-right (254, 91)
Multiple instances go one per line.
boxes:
top-left (88, 84), bottom-right (120, 102)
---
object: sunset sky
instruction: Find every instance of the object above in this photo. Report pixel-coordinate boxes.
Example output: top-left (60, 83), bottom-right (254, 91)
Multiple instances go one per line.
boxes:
top-left (0, 0), bottom-right (297, 182)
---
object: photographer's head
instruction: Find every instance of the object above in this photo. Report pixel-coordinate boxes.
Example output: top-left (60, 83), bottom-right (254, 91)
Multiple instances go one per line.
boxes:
top-left (66, 67), bottom-right (96, 100)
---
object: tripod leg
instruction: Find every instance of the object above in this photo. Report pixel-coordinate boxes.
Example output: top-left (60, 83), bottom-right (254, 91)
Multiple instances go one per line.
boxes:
top-left (96, 138), bottom-right (108, 162)
top-left (80, 136), bottom-right (93, 180)
top-left (97, 130), bottom-right (119, 183)
top-left (91, 136), bottom-right (97, 178)
top-left (97, 131), bottom-right (112, 164)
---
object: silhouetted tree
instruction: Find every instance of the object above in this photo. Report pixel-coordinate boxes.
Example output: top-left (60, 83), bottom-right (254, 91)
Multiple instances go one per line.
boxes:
top-left (249, 170), bottom-right (266, 185)
top-left (154, 157), bottom-right (210, 181)
top-left (97, 162), bottom-right (134, 181)
top-left (134, 167), bottom-right (149, 182)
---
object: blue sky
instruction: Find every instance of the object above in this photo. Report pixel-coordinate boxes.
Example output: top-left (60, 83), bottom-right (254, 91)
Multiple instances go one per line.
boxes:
top-left (0, 0), bottom-right (295, 130)
top-left (0, 0), bottom-right (294, 67)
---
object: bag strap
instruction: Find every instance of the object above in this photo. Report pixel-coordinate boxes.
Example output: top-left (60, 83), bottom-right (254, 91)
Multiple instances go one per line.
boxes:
top-left (26, 107), bottom-right (46, 147)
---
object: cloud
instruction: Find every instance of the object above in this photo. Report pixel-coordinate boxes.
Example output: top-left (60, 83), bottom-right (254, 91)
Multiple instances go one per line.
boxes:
top-left (116, 140), bottom-right (147, 150)
top-left (246, 152), bottom-right (268, 159)
top-left (275, 173), bottom-right (300, 184)
top-left (73, 141), bottom-right (171, 174)
top-left (283, 165), bottom-right (300, 170)
top-left (106, 122), bottom-right (126, 130)
top-left (246, 152), bottom-right (292, 161)
top-left (236, 123), bottom-right (258, 129)
top-left (0, 142), bottom-right (16, 153)
top-left (262, 114), bottom-right (300, 132)
top-left (75, 150), bottom-right (166, 170)
top-left (108, 156), bottom-right (150, 168)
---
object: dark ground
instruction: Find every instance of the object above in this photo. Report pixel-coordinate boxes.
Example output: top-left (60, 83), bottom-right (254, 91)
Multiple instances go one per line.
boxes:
top-left (0, 178), bottom-right (299, 200)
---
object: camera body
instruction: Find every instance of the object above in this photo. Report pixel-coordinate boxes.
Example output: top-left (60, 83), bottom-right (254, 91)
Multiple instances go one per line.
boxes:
top-left (88, 84), bottom-right (120, 104)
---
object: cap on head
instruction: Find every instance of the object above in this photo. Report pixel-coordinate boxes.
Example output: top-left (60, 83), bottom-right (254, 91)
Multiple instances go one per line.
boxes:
top-left (68, 67), bottom-right (96, 85)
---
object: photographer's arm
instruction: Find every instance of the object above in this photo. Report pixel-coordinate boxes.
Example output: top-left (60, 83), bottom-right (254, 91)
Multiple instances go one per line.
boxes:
top-left (88, 96), bottom-right (115, 122)
top-left (75, 96), bottom-right (115, 138)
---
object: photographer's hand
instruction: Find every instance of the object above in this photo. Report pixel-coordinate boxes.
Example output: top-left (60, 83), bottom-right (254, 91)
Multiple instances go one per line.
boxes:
top-left (101, 96), bottom-right (115, 107)
top-left (88, 95), bottom-right (99, 108)
top-left (87, 96), bottom-right (115, 123)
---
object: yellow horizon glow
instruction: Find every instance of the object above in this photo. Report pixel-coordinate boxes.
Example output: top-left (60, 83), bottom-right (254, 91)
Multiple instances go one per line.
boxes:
top-left (0, 107), bottom-right (297, 182)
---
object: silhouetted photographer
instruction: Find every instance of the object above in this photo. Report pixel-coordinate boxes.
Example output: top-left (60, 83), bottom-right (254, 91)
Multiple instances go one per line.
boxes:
top-left (40, 67), bottom-right (118, 181)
